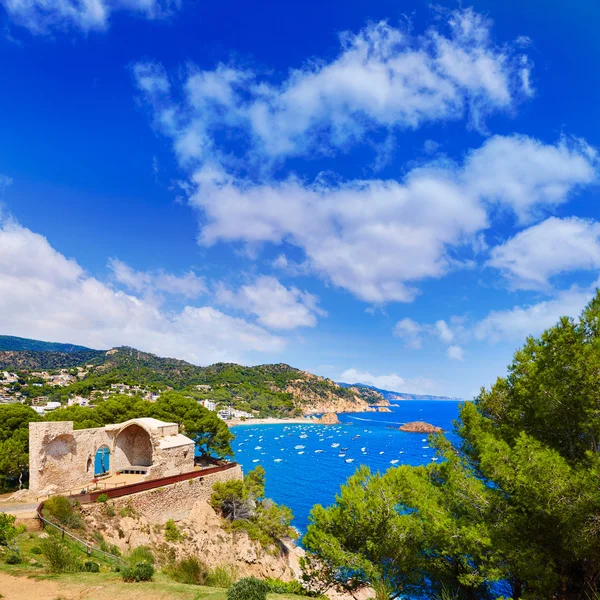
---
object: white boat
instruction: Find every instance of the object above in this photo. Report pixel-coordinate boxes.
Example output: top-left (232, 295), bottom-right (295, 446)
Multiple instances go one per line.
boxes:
top-left (274, 458), bottom-right (283, 462)
top-left (252, 459), bottom-right (260, 463)
top-left (254, 446), bottom-right (262, 450)
top-left (298, 451), bottom-right (305, 455)
top-left (331, 443), bottom-right (340, 448)
top-left (379, 451), bottom-right (384, 455)
top-left (299, 434), bottom-right (308, 439)
top-left (315, 449), bottom-right (324, 453)
top-left (295, 445), bottom-right (305, 449)
top-left (390, 459), bottom-right (399, 464)
top-left (422, 445), bottom-right (430, 449)
top-left (338, 453), bottom-right (346, 457)
top-left (361, 447), bottom-right (366, 452)
top-left (345, 458), bottom-right (354, 463)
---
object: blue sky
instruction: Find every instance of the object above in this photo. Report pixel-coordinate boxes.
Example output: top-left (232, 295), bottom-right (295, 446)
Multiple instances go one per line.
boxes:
top-left (1, 0), bottom-right (599, 399)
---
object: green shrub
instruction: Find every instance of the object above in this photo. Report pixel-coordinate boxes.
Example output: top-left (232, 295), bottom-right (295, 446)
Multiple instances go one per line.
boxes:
top-left (127, 545), bottom-right (155, 566)
top-left (265, 578), bottom-right (310, 595)
top-left (206, 564), bottom-right (238, 588)
top-left (30, 546), bottom-right (42, 555)
top-left (44, 496), bottom-right (82, 529)
top-left (167, 556), bottom-right (208, 585)
top-left (5, 551), bottom-right (21, 565)
top-left (82, 561), bottom-right (100, 572)
top-left (104, 505), bottom-right (115, 518)
top-left (40, 537), bottom-right (81, 573)
top-left (164, 519), bottom-right (183, 542)
top-left (96, 494), bottom-right (109, 503)
top-left (121, 561), bottom-right (154, 582)
top-left (227, 577), bottom-right (269, 600)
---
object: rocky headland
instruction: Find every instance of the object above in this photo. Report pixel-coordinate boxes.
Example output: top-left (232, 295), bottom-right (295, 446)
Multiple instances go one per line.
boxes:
top-left (399, 421), bottom-right (443, 433)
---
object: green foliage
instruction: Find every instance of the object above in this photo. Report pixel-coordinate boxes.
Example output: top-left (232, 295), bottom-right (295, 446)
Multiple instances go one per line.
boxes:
top-left (227, 577), bottom-right (269, 600)
top-left (211, 467), bottom-right (295, 550)
top-left (5, 550), bottom-right (22, 564)
top-left (127, 545), bottom-right (155, 566)
top-left (40, 537), bottom-right (81, 573)
top-left (164, 519), bottom-right (183, 542)
top-left (82, 560), bottom-right (100, 572)
top-left (96, 493), bottom-right (108, 503)
top-left (264, 578), bottom-right (313, 596)
top-left (44, 496), bottom-right (82, 529)
top-left (121, 561), bottom-right (154, 582)
top-left (303, 291), bottom-right (600, 600)
top-left (30, 546), bottom-right (42, 555)
top-left (166, 556), bottom-right (209, 585)
top-left (0, 513), bottom-right (21, 547)
top-left (0, 335), bottom-right (94, 353)
top-left (205, 564), bottom-right (238, 588)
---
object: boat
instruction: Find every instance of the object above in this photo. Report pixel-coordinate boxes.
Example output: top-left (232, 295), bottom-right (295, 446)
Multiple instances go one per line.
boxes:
top-left (294, 445), bottom-right (305, 449)
top-left (254, 446), bottom-right (262, 450)
top-left (331, 443), bottom-right (340, 448)
top-left (315, 449), bottom-right (324, 453)
top-left (338, 453), bottom-right (346, 457)
top-left (274, 458), bottom-right (283, 462)
top-left (298, 451), bottom-right (305, 455)
top-left (252, 459), bottom-right (260, 463)
top-left (361, 447), bottom-right (366, 452)
top-left (390, 459), bottom-right (399, 464)
top-left (345, 458), bottom-right (354, 463)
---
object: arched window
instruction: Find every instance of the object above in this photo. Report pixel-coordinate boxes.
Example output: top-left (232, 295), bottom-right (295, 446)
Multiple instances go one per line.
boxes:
top-left (94, 446), bottom-right (111, 476)
top-left (86, 456), bottom-right (93, 473)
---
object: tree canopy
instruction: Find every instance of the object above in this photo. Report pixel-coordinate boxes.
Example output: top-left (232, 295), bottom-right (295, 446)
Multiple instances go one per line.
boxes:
top-left (303, 290), bottom-right (600, 599)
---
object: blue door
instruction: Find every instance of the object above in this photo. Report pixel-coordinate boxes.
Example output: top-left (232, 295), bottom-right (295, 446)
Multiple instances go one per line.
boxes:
top-left (94, 446), bottom-right (110, 476)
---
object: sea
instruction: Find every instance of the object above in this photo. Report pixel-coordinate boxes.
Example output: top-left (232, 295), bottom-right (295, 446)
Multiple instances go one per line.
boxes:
top-left (230, 400), bottom-right (464, 534)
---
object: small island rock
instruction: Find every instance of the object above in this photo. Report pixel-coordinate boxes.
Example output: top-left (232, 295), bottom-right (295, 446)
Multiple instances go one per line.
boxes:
top-left (317, 412), bottom-right (341, 425)
top-left (377, 407), bottom-right (392, 413)
top-left (399, 421), bottom-right (443, 433)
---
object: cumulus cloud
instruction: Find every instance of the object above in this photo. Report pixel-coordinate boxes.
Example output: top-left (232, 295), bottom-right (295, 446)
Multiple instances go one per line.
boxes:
top-left (179, 135), bottom-right (595, 303)
top-left (0, 220), bottom-right (284, 364)
top-left (393, 318), bottom-right (423, 348)
top-left (446, 345), bottom-right (464, 361)
top-left (108, 258), bottom-right (207, 299)
top-left (435, 319), bottom-right (454, 343)
top-left (487, 217), bottom-right (600, 290)
top-left (473, 283), bottom-right (596, 343)
top-left (215, 275), bottom-right (326, 330)
top-left (134, 8), bottom-right (533, 166)
top-left (1, 0), bottom-right (180, 34)
top-left (340, 368), bottom-right (439, 395)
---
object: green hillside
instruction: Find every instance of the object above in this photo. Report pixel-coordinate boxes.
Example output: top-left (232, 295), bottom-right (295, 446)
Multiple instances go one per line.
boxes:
top-left (0, 335), bottom-right (96, 353)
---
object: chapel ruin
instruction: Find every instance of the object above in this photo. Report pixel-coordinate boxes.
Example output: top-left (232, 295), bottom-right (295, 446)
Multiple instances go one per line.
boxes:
top-left (29, 417), bottom-right (196, 494)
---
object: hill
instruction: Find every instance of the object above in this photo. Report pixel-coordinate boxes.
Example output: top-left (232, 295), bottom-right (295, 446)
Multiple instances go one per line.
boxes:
top-left (338, 382), bottom-right (462, 401)
top-left (0, 334), bottom-right (96, 353)
top-left (0, 339), bottom-right (385, 416)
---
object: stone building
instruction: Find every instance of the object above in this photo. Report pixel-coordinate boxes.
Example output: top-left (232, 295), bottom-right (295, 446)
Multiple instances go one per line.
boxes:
top-left (29, 417), bottom-right (196, 494)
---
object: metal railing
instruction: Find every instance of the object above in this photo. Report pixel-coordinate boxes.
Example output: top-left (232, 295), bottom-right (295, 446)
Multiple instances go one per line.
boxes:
top-left (36, 502), bottom-right (126, 566)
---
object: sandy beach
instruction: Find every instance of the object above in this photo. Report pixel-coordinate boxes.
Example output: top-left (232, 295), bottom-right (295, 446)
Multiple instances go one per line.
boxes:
top-left (226, 417), bottom-right (317, 427)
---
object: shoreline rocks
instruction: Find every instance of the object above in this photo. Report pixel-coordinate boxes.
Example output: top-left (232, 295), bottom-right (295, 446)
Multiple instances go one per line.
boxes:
top-left (316, 412), bottom-right (341, 425)
top-left (398, 421), bottom-right (443, 433)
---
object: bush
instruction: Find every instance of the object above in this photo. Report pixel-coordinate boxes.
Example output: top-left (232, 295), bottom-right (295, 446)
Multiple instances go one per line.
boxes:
top-left (82, 560), bottom-right (100, 572)
top-left (167, 556), bottom-right (208, 585)
top-left (5, 551), bottom-right (21, 565)
top-left (164, 519), bottom-right (183, 542)
top-left (127, 545), bottom-right (155, 566)
top-left (96, 494), bottom-right (109, 503)
top-left (104, 505), bottom-right (115, 518)
top-left (227, 577), bottom-right (269, 600)
top-left (265, 578), bottom-right (310, 595)
top-left (121, 562), bottom-right (154, 582)
top-left (206, 564), bottom-right (238, 588)
top-left (44, 496), bottom-right (82, 529)
top-left (30, 546), bottom-right (42, 555)
top-left (40, 537), bottom-right (81, 573)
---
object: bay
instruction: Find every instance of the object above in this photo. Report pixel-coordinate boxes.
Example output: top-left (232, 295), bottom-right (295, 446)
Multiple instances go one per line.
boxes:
top-left (230, 400), bottom-right (464, 534)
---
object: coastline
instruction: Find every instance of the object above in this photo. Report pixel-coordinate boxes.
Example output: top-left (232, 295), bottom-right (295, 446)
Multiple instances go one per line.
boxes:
top-left (226, 417), bottom-right (317, 428)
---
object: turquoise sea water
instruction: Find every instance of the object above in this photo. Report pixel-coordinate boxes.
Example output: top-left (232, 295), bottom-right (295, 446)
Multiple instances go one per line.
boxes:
top-left (231, 400), bottom-right (464, 534)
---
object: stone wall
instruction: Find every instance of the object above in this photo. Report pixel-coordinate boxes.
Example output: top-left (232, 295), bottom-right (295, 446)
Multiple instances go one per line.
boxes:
top-left (28, 419), bottom-right (196, 495)
top-left (103, 464), bottom-right (244, 524)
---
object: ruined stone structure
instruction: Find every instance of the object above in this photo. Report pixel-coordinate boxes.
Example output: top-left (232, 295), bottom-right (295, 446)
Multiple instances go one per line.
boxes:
top-left (29, 418), bottom-right (195, 494)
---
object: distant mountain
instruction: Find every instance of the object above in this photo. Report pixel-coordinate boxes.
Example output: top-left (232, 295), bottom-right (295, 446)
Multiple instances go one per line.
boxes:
top-left (338, 382), bottom-right (463, 402)
top-left (0, 335), bottom-right (96, 353)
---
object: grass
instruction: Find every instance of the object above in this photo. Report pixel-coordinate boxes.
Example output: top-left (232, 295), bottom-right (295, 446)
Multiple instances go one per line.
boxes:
top-left (0, 532), bottom-right (308, 600)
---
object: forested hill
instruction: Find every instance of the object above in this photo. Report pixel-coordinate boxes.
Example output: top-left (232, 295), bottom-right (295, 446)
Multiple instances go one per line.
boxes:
top-left (0, 335), bottom-right (97, 353)
top-left (338, 382), bottom-right (462, 401)
top-left (0, 340), bottom-right (385, 416)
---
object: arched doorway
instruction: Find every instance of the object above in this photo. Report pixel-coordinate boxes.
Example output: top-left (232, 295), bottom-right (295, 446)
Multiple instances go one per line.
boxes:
top-left (94, 446), bottom-right (111, 476)
top-left (114, 424), bottom-right (152, 472)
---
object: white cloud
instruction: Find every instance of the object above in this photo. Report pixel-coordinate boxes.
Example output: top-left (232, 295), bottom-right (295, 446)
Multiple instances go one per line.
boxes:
top-left (435, 319), bottom-right (454, 343)
top-left (1, 0), bottom-right (180, 34)
top-left (215, 275), bottom-right (326, 330)
top-left (392, 318), bottom-right (423, 348)
top-left (108, 258), bottom-right (207, 299)
top-left (487, 217), bottom-right (600, 290)
top-left (473, 284), bottom-right (595, 343)
top-left (463, 135), bottom-right (596, 222)
top-left (340, 368), bottom-right (439, 395)
top-left (181, 135), bottom-right (595, 304)
top-left (0, 220), bottom-right (284, 364)
top-left (446, 345), bottom-right (464, 361)
top-left (134, 8), bottom-right (533, 165)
